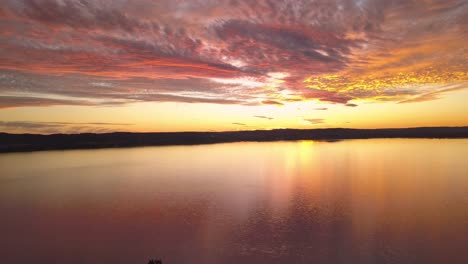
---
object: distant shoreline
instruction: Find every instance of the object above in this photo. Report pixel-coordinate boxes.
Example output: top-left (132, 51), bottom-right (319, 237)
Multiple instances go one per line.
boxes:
top-left (1, 127), bottom-right (467, 153)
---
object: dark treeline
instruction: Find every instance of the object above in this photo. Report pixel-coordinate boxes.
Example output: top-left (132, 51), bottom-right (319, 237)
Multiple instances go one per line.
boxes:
top-left (1, 127), bottom-right (467, 153)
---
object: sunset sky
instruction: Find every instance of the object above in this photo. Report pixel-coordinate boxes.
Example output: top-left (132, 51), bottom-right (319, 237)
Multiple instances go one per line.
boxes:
top-left (0, 0), bottom-right (467, 134)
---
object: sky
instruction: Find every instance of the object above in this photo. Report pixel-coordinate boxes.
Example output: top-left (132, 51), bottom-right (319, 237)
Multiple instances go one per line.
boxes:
top-left (0, 0), bottom-right (467, 134)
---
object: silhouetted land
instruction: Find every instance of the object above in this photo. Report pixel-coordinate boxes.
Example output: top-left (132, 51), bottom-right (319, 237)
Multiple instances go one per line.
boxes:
top-left (1, 127), bottom-right (467, 153)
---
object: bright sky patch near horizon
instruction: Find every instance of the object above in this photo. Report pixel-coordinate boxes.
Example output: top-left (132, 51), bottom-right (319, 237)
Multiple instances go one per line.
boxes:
top-left (0, 0), bottom-right (467, 134)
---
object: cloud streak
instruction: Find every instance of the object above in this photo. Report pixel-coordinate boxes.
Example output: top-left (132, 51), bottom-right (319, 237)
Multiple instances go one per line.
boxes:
top-left (254, 115), bottom-right (274, 120)
top-left (304, 118), bottom-right (325, 125)
top-left (232, 122), bottom-right (247, 126)
top-left (0, 121), bottom-right (132, 134)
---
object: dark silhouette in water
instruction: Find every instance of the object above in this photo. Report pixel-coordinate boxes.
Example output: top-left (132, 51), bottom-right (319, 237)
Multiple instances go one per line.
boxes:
top-left (147, 259), bottom-right (162, 264)
top-left (0, 126), bottom-right (467, 153)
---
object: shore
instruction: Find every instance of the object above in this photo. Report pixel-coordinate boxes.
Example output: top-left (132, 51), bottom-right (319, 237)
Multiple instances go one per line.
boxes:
top-left (1, 127), bottom-right (467, 153)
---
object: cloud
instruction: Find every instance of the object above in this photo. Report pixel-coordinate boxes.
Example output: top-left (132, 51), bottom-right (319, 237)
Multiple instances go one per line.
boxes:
top-left (14, 0), bottom-right (163, 33)
top-left (213, 19), bottom-right (352, 71)
top-left (314, 108), bottom-right (328, 110)
top-left (0, 0), bottom-right (466, 108)
top-left (0, 71), bottom-right (256, 105)
top-left (262, 100), bottom-right (284, 106)
top-left (345, 103), bottom-right (358, 107)
top-left (304, 118), bottom-right (325, 125)
top-left (0, 96), bottom-right (94, 108)
top-left (0, 121), bottom-right (132, 134)
top-left (398, 84), bottom-right (467, 104)
top-left (254, 115), bottom-right (274, 120)
top-left (232, 122), bottom-right (247, 126)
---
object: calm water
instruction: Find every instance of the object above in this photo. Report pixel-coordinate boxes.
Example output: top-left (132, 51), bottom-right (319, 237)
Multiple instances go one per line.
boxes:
top-left (0, 139), bottom-right (467, 264)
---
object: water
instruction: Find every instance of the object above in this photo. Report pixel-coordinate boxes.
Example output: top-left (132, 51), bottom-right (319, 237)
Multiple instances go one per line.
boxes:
top-left (0, 139), bottom-right (467, 264)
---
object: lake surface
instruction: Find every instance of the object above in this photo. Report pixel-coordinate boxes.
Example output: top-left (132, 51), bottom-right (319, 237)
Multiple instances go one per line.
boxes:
top-left (1, 139), bottom-right (467, 264)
